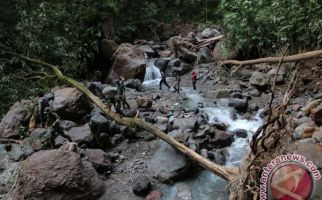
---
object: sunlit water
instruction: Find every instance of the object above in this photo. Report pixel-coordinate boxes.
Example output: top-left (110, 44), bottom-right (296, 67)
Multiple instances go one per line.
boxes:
top-left (142, 66), bottom-right (262, 200)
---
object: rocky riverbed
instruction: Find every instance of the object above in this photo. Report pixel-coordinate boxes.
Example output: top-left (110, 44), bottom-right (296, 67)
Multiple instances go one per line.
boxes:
top-left (0, 27), bottom-right (322, 200)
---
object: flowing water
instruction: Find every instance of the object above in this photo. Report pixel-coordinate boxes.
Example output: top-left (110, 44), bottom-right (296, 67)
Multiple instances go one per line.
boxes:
top-left (143, 59), bottom-right (162, 87)
top-left (143, 67), bottom-right (263, 200)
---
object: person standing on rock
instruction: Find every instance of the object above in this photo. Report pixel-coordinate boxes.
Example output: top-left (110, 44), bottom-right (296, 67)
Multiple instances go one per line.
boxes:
top-left (191, 70), bottom-right (197, 90)
top-left (36, 92), bottom-right (49, 127)
top-left (116, 77), bottom-right (131, 113)
top-left (174, 73), bottom-right (181, 94)
top-left (159, 71), bottom-right (170, 90)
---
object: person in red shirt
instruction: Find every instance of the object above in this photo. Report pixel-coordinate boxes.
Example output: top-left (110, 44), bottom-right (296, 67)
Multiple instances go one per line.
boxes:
top-left (191, 70), bottom-right (197, 90)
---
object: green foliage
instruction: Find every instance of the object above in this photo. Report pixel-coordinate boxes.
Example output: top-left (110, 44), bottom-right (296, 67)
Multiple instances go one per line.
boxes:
top-left (219, 0), bottom-right (322, 57)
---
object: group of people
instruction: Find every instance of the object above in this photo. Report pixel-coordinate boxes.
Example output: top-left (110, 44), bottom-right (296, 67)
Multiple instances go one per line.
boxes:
top-left (159, 70), bottom-right (198, 92)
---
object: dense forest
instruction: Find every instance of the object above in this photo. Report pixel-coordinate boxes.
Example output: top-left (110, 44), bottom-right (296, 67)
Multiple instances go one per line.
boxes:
top-left (1, 0), bottom-right (321, 116)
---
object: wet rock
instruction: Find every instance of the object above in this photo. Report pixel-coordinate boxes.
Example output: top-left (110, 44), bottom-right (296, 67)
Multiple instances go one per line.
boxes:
top-left (137, 96), bottom-right (153, 109)
top-left (311, 106), bottom-right (322, 126)
top-left (13, 143), bottom-right (104, 200)
top-left (210, 122), bottom-right (228, 131)
top-left (65, 124), bottom-right (93, 145)
top-left (123, 109), bottom-right (138, 118)
top-left (200, 28), bottom-right (221, 38)
top-left (249, 72), bottom-right (270, 88)
top-left (52, 87), bottom-right (90, 120)
top-left (132, 176), bottom-right (151, 196)
top-left (84, 149), bottom-right (112, 173)
top-left (173, 118), bottom-right (197, 131)
top-left (145, 116), bottom-right (157, 124)
top-left (174, 182), bottom-right (192, 200)
top-left (212, 148), bottom-right (229, 165)
top-left (149, 132), bottom-right (190, 182)
top-left (0, 101), bottom-right (28, 139)
top-left (212, 130), bottom-right (234, 148)
top-left (124, 79), bottom-right (143, 92)
top-left (230, 92), bottom-right (243, 99)
top-left (188, 139), bottom-right (199, 152)
top-left (293, 123), bottom-right (317, 139)
top-left (139, 45), bottom-right (157, 58)
top-left (228, 98), bottom-right (248, 112)
top-left (302, 99), bottom-right (320, 116)
top-left (146, 190), bottom-right (163, 200)
top-left (106, 43), bottom-right (146, 82)
top-left (165, 58), bottom-right (193, 76)
top-left (198, 47), bottom-right (213, 63)
top-left (89, 114), bottom-right (110, 134)
top-left (234, 129), bottom-right (248, 138)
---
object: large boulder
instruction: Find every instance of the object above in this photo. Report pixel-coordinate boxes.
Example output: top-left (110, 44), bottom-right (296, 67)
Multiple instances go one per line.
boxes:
top-left (100, 39), bottom-right (118, 60)
top-left (293, 123), bottom-right (317, 139)
top-left (138, 45), bottom-right (157, 58)
top-left (211, 130), bottom-right (234, 148)
top-left (52, 87), bottom-right (90, 120)
top-left (13, 144), bottom-right (104, 200)
top-left (0, 101), bottom-right (28, 139)
top-left (106, 43), bottom-right (146, 83)
top-left (149, 133), bottom-right (190, 182)
top-left (249, 72), bottom-right (270, 88)
top-left (178, 48), bottom-right (197, 64)
top-left (165, 58), bottom-right (193, 76)
top-left (228, 98), bottom-right (248, 112)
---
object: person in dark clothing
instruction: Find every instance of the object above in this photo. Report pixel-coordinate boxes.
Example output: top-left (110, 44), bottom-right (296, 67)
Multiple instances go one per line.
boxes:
top-left (173, 73), bottom-right (181, 94)
top-left (159, 72), bottom-right (170, 90)
top-left (36, 92), bottom-right (49, 127)
top-left (191, 70), bottom-right (197, 90)
top-left (116, 77), bottom-right (130, 113)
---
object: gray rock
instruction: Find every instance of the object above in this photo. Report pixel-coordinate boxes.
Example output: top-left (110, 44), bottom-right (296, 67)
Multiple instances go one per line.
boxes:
top-left (173, 118), bottom-right (197, 131)
top-left (213, 148), bottom-right (229, 165)
top-left (65, 124), bottom-right (93, 144)
top-left (149, 132), bottom-right (190, 182)
top-left (89, 114), bottom-right (110, 134)
top-left (228, 98), bottom-right (248, 112)
top-left (293, 123), bottom-right (317, 140)
top-left (154, 58), bottom-right (170, 71)
top-left (249, 72), bottom-right (270, 88)
top-left (175, 182), bottom-right (192, 200)
top-left (124, 79), bottom-right (143, 92)
top-left (7, 144), bottom-right (33, 162)
top-left (215, 89), bottom-right (233, 98)
top-left (132, 176), bottom-right (151, 196)
top-left (139, 45), bottom-right (157, 57)
top-left (84, 149), bottom-right (112, 173)
top-left (234, 129), bottom-right (248, 138)
top-left (102, 86), bottom-right (118, 100)
top-left (0, 101), bottom-right (28, 139)
top-left (165, 58), bottom-right (193, 76)
top-left (52, 88), bottom-right (90, 120)
top-left (198, 47), bottom-right (213, 64)
top-left (201, 28), bottom-right (221, 38)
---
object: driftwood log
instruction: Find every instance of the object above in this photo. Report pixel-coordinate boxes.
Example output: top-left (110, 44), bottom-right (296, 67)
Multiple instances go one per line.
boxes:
top-left (5, 52), bottom-right (238, 182)
top-left (220, 49), bottom-right (322, 67)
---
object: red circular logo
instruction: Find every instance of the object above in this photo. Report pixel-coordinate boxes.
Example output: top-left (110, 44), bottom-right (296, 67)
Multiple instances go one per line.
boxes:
top-left (269, 163), bottom-right (313, 200)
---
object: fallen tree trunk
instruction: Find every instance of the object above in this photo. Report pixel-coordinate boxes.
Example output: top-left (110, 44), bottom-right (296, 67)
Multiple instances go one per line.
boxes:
top-left (220, 49), bottom-right (322, 67)
top-left (196, 35), bottom-right (223, 49)
top-left (5, 52), bottom-right (238, 182)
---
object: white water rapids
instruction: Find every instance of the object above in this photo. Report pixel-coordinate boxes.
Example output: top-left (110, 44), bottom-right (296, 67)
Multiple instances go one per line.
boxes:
top-left (143, 64), bottom-right (263, 200)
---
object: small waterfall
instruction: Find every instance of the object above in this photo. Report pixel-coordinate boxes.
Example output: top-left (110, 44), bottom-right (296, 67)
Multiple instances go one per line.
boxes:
top-left (143, 59), bottom-right (161, 86)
